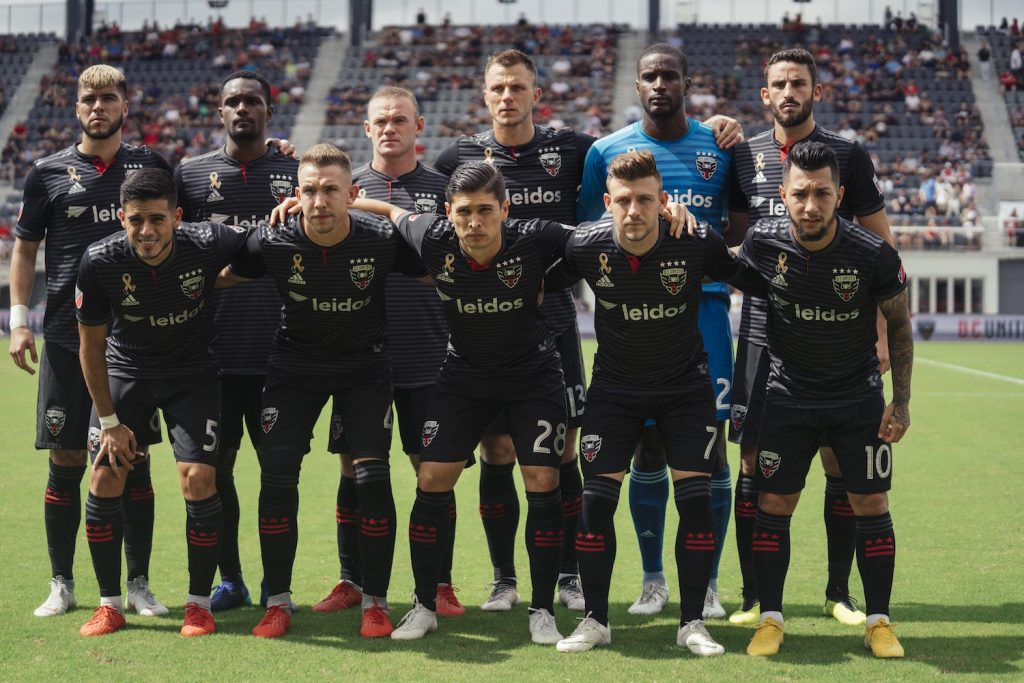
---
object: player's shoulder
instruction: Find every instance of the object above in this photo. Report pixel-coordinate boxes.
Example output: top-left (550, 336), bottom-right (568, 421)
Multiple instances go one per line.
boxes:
top-left (416, 162), bottom-right (449, 184)
top-left (86, 231), bottom-right (128, 262)
top-left (351, 208), bottom-right (399, 238)
top-left (573, 217), bottom-right (615, 246)
top-left (505, 216), bottom-right (554, 237)
top-left (749, 216), bottom-right (791, 239)
top-left (178, 148), bottom-right (222, 169)
top-left (120, 142), bottom-right (169, 165)
top-left (33, 145), bottom-right (78, 173)
top-left (535, 125), bottom-right (577, 144)
top-left (177, 220), bottom-right (237, 247)
top-left (739, 129), bottom-right (775, 154)
top-left (841, 217), bottom-right (886, 250)
top-left (351, 163), bottom-right (373, 182)
top-left (592, 122), bottom-right (639, 153)
top-left (812, 126), bottom-right (858, 154)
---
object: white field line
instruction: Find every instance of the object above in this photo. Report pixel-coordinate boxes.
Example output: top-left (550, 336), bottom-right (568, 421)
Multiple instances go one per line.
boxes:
top-left (916, 357), bottom-right (1024, 387)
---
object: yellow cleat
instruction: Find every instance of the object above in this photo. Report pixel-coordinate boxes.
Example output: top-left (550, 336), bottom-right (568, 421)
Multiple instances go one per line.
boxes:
top-left (864, 618), bottom-right (904, 658)
top-left (729, 600), bottom-right (760, 625)
top-left (824, 597), bottom-right (867, 626)
top-left (746, 616), bottom-right (784, 656)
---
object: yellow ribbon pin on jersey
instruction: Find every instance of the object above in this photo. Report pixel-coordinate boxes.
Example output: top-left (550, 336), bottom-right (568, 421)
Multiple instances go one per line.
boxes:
top-left (292, 254), bottom-right (304, 273)
top-left (122, 274), bottom-right (135, 293)
top-left (443, 253), bottom-right (456, 274)
top-left (209, 172), bottom-right (221, 189)
top-left (776, 252), bottom-right (788, 274)
top-left (755, 152), bottom-right (765, 172)
top-left (67, 167), bottom-right (81, 182)
top-left (598, 253), bottom-right (612, 274)
top-left (483, 147), bottom-right (494, 164)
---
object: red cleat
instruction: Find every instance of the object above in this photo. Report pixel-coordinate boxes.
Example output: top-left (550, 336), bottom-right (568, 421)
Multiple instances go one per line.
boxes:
top-left (312, 580), bottom-right (362, 613)
top-left (79, 605), bottom-right (126, 637)
top-left (253, 605), bottom-right (291, 638)
top-left (360, 599), bottom-right (394, 638)
top-left (180, 603), bottom-right (216, 637)
top-left (435, 584), bottom-right (466, 617)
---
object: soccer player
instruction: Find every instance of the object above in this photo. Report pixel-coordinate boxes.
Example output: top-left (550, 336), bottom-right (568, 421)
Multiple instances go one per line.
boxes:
top-left (726, 48), bottom-right (897, 626)
top-left (174, 70), bottom-right (299, 612)
top-left (75, 168), bottom-right (250, 636)
top-left (737, 141), bottom-right (911, 658)
top-left (315, 86), bottom-right (464, 616)
top-left (9, 64), bottom-right (168, 618)
top-left (579, 43), bottom-right (736, 619)
top-left (552, 151), bottom-right (759, 655)
top-left (223, 144), bottom-right (426, 639)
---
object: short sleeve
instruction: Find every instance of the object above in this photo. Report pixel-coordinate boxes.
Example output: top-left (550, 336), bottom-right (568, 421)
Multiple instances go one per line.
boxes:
top-left (14, 165), bottom-right (51, 241)
top-left (577, 145), bottom-right (609, 223)
top-left (394, 211), bottom-right (436, 255)
top-left (229, 227), bottom-right (267, 279)
top-left (433, 143), bottom-right (460, 176)
top-left (75, 252), bottom-right (112, 326)
top-left (536, 221), bottom-right (574, 269)
top-left (214, 223), bottom-right (252, 262)
top-left (394, 232), bottom-right (428, 278)
top-left (871, 243), bottom-right (907, 301)
top-left (841, 143), bottom-right (886, 218)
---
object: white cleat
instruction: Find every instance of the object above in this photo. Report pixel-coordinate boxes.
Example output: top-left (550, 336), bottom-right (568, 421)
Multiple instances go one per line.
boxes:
top-left (391, 598), bottom-right (438, 641)
top-left (125, 576), bottom-right (169, 617)
top-left (528, 607), bottom-right (563, 644)
top-left (677, 619), bottom-right (726, 656)
top-left (480, 582), bottom-right (520, 612)
top-left (556, 614), bottom-right (612, 652)
top-left (702, 586), bottom-right (727, 619)
top-left (628, 581), bottom-right (669, 615)
top-left (557, 576), bottom-right (586, 612)
top-left (34, 576), bottom-right (77, 617)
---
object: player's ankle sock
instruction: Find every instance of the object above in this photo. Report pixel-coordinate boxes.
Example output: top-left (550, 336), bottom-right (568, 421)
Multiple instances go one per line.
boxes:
top-left (439, 498), bottom-right (457, 585)
top-left (752, 510), bottom-right (791, 614)
top-left (85, 493), bottom-right (124, 598)
top-left (673, 477), bottom-right (715, 624)
top-left (185, 494), bottom-right (223, 597)
top-left (559, 459), bottom-right (583, 576)
top-left (44, 462), bottom-right (86, 581)
top-left (734, 474), bottom-right (759, 602)
top-left (214, 469), bottom-right (241, 582)
top-left (409, 488), bottom-right (452, 612)
top-left (258, 472), bottom-right (299, 597)
top-left (628, 464), bottom-right (668, 576)
top-left (525, 488), bottom-right (563, 612)
top-left (354, 460), bottom-right (396, 600)
top-left (855, 512), bottom-right (895, 616)
top-left (479, 461), bottom-right (519, 584)
top-left (823, 476), bottom-right (856, 599)
top-left (336, 474), bottom-right (361, 584)
top-left (709, 466), bottom-right (732, 583)
top-left (122, 457), bottom-right (154, 582)
top-left (576, 477), bottom-right (620, 626)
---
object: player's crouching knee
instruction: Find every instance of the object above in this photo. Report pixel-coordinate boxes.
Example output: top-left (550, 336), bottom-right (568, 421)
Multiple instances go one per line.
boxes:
top-left (847, 491), bottom-right (889, 517)
top-left (180, 463), bottom-right (217, 499)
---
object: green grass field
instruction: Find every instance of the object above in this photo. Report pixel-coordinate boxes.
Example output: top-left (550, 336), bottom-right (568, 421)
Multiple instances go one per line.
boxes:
top-left (0, 340), bottom-right (1022, 681)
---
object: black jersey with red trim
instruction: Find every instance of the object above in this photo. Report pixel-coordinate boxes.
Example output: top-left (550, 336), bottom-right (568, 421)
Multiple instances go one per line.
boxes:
top-left (393, 212), bottom-right (573, 370)
top-left (728, 125), bottom-right (886, 346)
top-left (174, 146), bottom-right (298, 375)
top-left (229, 211), bottom-right (426, 376)
top-left (736, 216), bottom-right (906, 408)
top-left (75, 222), bottom-right (249, 379)
top-left (352, 162), bottom-right (448, 389)
top-left (16, 143), bottom-right (172, 352)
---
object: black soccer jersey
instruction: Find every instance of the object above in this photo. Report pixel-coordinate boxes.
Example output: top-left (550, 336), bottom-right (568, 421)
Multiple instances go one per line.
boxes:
top-left (435, 125), bottom-right (594, 334)
top-left (229, 211), bottom-right (426, 376)
top-left (352, 162), bottom-right (448, 389)
top-left (174, 146), bottom-right (299, 375)
top-left (16, 143), bottom-right (172, 352)
top-left (563, 218), bottom-right (749, 392)
top-left (728, 126), bottom-right (886, 346)
top-left (75, 222), bottom-right (249, 379)
top-left (736, 216), bottom-right (906, 408)
top-left (394, 212), bottom-right (573, 370)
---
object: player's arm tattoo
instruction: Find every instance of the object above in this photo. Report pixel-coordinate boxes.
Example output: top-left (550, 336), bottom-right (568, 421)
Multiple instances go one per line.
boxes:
top-left (878, 289), bottom-right (913, 406)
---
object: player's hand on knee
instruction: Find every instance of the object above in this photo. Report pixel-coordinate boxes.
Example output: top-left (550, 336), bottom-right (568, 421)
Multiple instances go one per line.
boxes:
top-left (8, 327), bottom-right (38, 375)
top-left (664, 202), bottom-right (697, 238)
top-left (878, 401), bottom-right (909, 443)
top-left (269, 196), bottom-right (301, 226)
top-left (98, 425), bottom-right (138, 476)
top-left (706, 115), bottom-right (744, 149)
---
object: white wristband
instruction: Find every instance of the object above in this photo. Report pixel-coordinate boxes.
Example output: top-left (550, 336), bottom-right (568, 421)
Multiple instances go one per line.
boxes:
top-left (9, 304), bottom-right (28, 329)
top-left (98, 414), bottom-right (121, 430)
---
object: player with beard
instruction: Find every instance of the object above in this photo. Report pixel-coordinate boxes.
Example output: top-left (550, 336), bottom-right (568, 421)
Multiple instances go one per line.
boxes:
top-left (10, 64), bottom-right (168, 619)
top-left (736, 141), bottom-right (911, 659)
top-left (175, 70), bottom-right (299, 612)
top-left (726, 48), bottom-right (895, 627)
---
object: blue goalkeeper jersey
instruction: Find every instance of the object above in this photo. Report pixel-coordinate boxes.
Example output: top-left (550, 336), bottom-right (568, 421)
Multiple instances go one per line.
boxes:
top-left (578, 119), bottom-right (733, 298)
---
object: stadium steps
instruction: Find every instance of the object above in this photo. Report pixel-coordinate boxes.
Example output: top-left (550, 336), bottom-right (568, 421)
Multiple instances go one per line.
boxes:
top-left (610, 30), bottom-right (643, 130)
top-left (0, 39), bottom-right (57, 198)
top-left (292, 33), bottom-right (349, 153)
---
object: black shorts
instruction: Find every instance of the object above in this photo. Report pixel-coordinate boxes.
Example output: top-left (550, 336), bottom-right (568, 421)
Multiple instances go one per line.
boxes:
top-left (261, 363), bottom-right (393, 463)
top-left (580, 381), bottom-right (718, 478)
top-left (89, 373), bottom-right (217, 466)
top-left (728, 338), bottom-right (770, 446)
top-left (328, 384), bottom-right (433, 456)
top-left (219, 374), bottom-right (266, 452)
top-left (421, 351), bottom-right (566, 468)
top-left (755, 394), bottom-right (893, 495)
top-left (38, 342), bottom-right (160, 451)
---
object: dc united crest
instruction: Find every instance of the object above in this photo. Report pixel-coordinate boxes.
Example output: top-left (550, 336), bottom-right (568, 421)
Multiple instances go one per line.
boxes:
top-left (414, 192), bottom-right (438, 214)
top-left (421, 420), bottom-right (439, 447)
top-left (261, 407), bottom-right (279, 434)
top-left (496, 256), bottom-right (523, 288)
top-left (350, 257), bottom-right (376, 290)
top-left (88, 427), bottom-right (102, 453)
top-left (758, 450), bottom-right (781, 478)
top-left (270, 174), bottom-right (294, 203)
top-left (330, 414), bottom-right (344, 441)
top-left (659, 260), bottom-right (687, 295)
top-left (832, 267), bottom-right (860, 302)
top-left (45, 409), bottom-right (66, 436)
top-left (730, 404), bottom-right (747, 434)
top-left (539, 147), bottom-right (562, 177)
top-left (178, 269), bottom-right (205, 300)
top-left (695, 151), bottom-right (718, 180)
top-left (580, 434), bottom-right (603, 463)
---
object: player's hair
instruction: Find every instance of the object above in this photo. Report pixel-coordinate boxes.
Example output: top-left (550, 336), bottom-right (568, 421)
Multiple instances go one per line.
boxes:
top-left (764, 48), bottom-right (818, 86)
top-left (783, 140), bottom-right (840, 186)
top-left (446, 161), bottom-right (506, 204)
top-left (299, 143), bottom-right (352, 174)
top-left (636, 43), bottom-right (688, 78)
top-left (221, 70), bottom-right (273, 105)
top-left (607, 150), bottom-right (662, 185)
top-left (367, 86), bottom-right (420, 117)
top-left (77, 64), bottom-right (128, 98)
top-left (485, 49), bottom-right (538, 84)
top-left (120, 168), bottom-right (177, 207)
